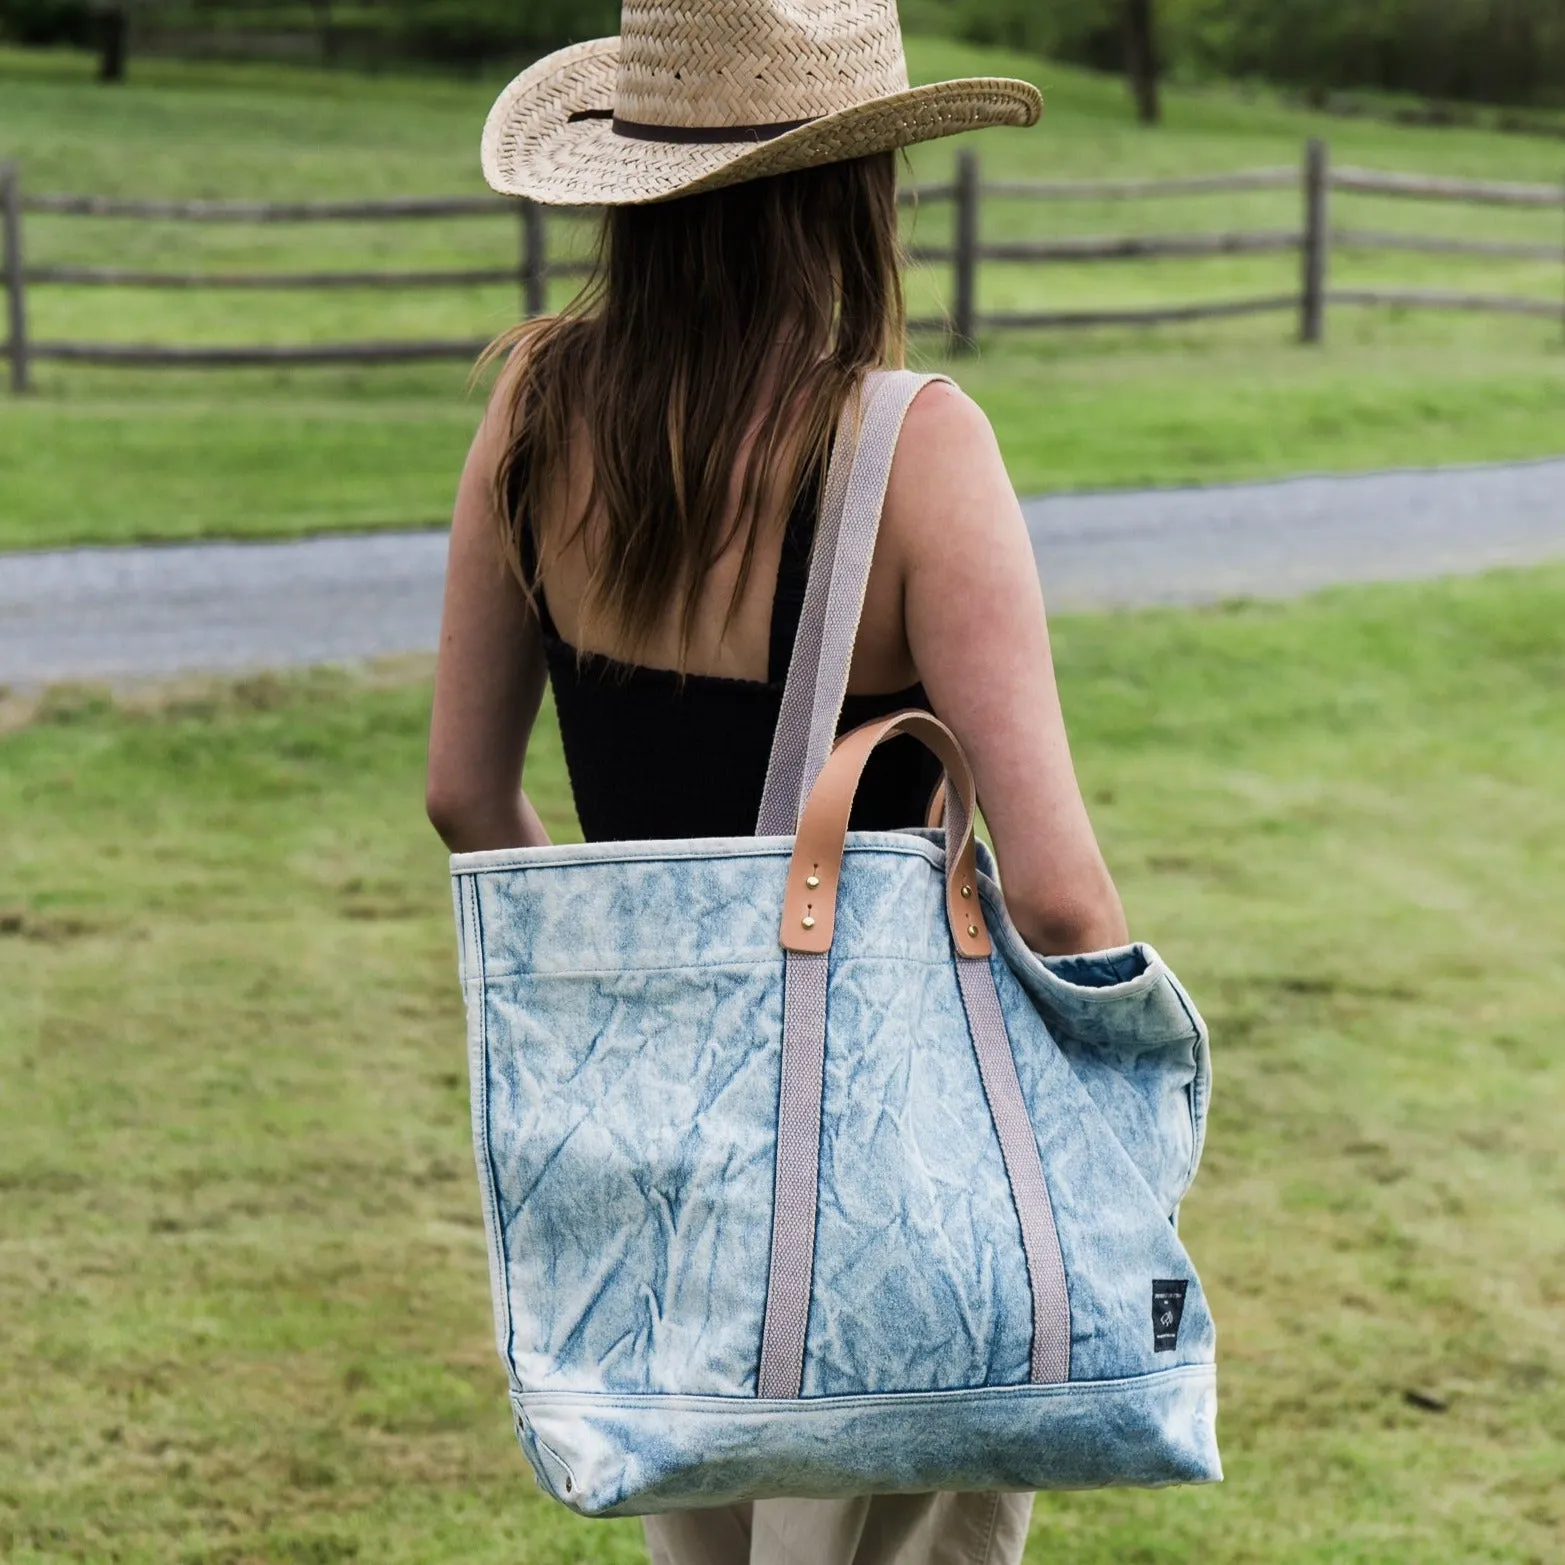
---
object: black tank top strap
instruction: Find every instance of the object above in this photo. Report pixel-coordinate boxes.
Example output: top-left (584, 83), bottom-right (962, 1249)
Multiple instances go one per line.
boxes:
top-left (767, 454), bottom-right (824, 687)
top-left (513, 487), bottom-right (562, 642)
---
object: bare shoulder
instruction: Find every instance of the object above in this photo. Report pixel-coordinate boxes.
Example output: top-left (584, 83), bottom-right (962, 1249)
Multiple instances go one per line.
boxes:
top-left (896, 378), bottom-right (1001, 471)
top-left (902, 375), bottom-right (993, 436)
top-left (883, 377), bottom-right (1017, 564)
top-left (463, 332), bottom-right (559, 506)
top-left (478, 336), bottom-right (537, 441)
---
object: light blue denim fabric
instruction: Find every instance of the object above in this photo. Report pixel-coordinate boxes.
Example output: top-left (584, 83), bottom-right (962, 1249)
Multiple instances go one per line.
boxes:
top-left (452, 832), bottom-right (1219, 1516)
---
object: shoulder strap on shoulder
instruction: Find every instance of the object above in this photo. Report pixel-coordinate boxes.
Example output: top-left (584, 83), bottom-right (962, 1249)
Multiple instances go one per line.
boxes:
top-left (755, 369), bottom-right (950, 836)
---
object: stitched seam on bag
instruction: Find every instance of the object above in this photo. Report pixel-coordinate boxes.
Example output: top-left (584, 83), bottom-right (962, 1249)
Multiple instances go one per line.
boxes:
top-left (453, 873), bottom-right (472, 990)
top-left (475, 953), bottom-right (964, 981)
top-left (471, 885), bottom-right (518, 1385)
top-left (520, 1419), bottom-right (580, 1498)
top-left (453, 841), bottom-right (796, 872)
top-left (464, 876), bottom-right (485, 986)
top-left (517, 1363), bottom-right (1215, 1414)
top-left (751, 983), bottom-right (787, 1401)
top-left (455, 838), bottom-right (950, 878)
top-left (477, 957), bottom-right (787, 980)
top-left (461, 875), bottom-right (508, 1370)
top-left (1164, 976), bottom-right (1209, 1197)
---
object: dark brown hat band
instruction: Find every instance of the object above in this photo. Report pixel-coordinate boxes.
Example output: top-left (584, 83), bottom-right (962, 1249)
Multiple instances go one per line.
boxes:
top-left (569, 109), bottom-right (819, 143)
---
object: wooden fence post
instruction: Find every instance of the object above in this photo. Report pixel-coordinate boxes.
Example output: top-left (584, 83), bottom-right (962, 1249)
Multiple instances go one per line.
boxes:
top-left (1300, 138), bottom-right (1330, 344)
top-left (2, 163), bottom-right (31, 394)
top-left (952, 149), bottom-right (979, 354)
top-left (521, 200), bottom-right (546, 318)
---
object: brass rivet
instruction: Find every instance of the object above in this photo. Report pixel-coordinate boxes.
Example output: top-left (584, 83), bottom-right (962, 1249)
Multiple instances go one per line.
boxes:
top-left (801, 915), bottom-right (816, 930)
top-left (968, 924), bottom-right (979, 938)
top-left (961, 884), bottom-right (973, 899)
top-left (805, 874), bottom-right (820, 890)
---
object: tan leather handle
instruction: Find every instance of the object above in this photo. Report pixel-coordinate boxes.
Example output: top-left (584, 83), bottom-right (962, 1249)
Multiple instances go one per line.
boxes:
top-left (780, 711), bottom-right (991, 959)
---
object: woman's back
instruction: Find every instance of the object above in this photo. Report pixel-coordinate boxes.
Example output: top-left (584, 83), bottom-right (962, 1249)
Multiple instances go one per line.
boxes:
top-left (431, 362), bottom-right (1126, 958)
top-left (516, 421), bottom-right (940, 841)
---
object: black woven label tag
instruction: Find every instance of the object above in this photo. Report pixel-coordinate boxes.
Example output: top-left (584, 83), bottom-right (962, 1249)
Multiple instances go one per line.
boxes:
top-left (1152, 1279), bottom-right (1188, 1352)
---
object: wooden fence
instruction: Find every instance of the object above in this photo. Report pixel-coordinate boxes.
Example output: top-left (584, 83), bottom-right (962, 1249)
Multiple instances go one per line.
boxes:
top-left (2, 141), bottom-right (1562, 394)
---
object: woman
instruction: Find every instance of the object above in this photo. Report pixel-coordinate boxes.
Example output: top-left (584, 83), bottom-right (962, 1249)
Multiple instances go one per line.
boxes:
top-left (428, 3), bottom-right (1128, 1561)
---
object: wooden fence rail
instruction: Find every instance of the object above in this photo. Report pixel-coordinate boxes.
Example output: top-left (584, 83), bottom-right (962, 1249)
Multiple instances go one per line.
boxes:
top-left (1334, 229), bottom-right (1563, 261)
top-left (23, 262), bottom-right (597, 289)
top-left (21, 193), bottom-right (513, 220)
top-left (1331, 168), bottom-right (1564, 207)
top-left (982, 167), bottom-right (1299, 200)
top-left (1330, 288), bottom-right (1564, 319)
top-left (27, 339), bottom-right (496, 367)
top-left (2, 142), bottom-right (1561, 392)
top-left (985, 296), bottom-right (1300, 331)
top-left (909, 229), bottom-right (1303, 265)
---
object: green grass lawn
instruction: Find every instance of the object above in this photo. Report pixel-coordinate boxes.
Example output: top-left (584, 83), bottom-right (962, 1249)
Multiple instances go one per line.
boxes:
top-left (3, 568), bottom-right (1563, 1562)
top-left (1, 38), bottom-right (1563, 548)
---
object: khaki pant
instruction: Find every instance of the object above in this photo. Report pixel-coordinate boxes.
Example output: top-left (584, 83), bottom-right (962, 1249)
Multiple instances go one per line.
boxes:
top-left (643, 1493), bottom-right (1034, 1565)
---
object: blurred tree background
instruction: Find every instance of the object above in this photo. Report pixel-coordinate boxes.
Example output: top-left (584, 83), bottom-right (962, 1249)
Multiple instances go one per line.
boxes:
top-left (0, 0), bottom-right (620, 76)
top-left (3, 0), bottom-right (1564, 110)
top-left (903, 0), bottom-right (1565, 112)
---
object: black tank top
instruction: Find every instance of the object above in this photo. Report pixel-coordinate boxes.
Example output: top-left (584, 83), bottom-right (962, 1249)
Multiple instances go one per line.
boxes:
top-left (521, 460), bottom-right (938, 843)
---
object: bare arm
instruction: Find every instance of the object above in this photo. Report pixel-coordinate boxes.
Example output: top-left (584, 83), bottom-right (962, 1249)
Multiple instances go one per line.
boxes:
top-left (426, 382), bottom-right (552, 854)
top-left (887, 383), bottom-right (1127, 956)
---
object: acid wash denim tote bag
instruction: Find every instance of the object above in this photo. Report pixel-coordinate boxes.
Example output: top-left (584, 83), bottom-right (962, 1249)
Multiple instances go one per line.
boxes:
top-left (450, 370), bottom-right (1220, 1517)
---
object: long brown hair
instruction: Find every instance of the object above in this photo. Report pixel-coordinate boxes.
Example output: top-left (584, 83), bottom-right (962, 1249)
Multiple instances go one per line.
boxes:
top-left (486, 151), bottom-right (905, 663)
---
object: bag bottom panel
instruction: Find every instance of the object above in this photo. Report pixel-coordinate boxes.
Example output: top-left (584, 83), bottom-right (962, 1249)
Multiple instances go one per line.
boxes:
top-left (513, 1365), bottom-right (1220, 1516)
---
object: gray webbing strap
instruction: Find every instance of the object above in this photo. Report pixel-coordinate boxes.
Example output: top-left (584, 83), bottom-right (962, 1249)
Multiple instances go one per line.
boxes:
top-left (753, 369), bottom-right (1072, 1398)
top-left (755, 950), bottom-right (829, 1399)
top-left (755, 370), bottom-right (950, 837)
top-left (955, 955), bottom-right (1073, 1383)
top-left (757, 370), bottom-right (943, 1400)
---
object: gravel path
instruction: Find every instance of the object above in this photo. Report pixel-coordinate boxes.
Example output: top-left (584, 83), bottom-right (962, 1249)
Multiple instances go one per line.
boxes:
top-left (1025, 457), bottom-right (1565, 610)
top-left (3, 457), bottom-right (1563, 685)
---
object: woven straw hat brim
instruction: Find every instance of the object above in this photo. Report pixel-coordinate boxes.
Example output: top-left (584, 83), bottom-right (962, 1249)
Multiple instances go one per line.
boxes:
top-left (483, 38), bottom-right (1042, 206)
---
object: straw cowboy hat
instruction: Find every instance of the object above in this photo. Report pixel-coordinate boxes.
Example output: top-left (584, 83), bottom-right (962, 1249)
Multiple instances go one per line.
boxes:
top-left (482, 0), bottom-right (1042, 206)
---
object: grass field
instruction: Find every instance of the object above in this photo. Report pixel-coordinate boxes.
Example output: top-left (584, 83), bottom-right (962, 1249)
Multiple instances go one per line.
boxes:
top-left (3, 567), bottom-right (1563, 1563)
top-left (1, 38), bottom-right (1563, 548)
